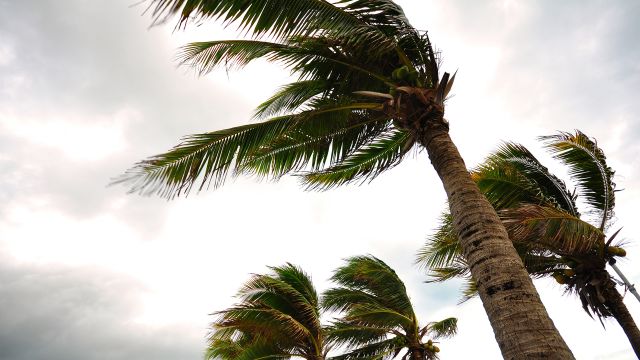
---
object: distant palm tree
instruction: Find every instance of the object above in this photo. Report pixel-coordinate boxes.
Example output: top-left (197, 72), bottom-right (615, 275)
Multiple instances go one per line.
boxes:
top-left (119, 1), bottom-right (574, 357)
top-left (206, 264), bottom-right (327, 359)
top-left (323, 255), bottom-right (457, 360)
top-left (418, 131), bottom-right (640, 356)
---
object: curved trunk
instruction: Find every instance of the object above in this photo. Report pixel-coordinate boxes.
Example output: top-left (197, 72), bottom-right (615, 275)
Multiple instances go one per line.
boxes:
top-left (604, 280), bottom-right (640, 357)
top-left (419, 125), bottom-right (574, 359)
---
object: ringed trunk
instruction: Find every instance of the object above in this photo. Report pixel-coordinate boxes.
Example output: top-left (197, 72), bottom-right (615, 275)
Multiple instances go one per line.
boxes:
top-left (603, 279), bottom-right (640, 357)
top-left (419, 122), bottom-right (574, 359)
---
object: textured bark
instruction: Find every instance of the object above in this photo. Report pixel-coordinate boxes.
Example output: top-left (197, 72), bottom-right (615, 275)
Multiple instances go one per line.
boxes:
top-left (419, 124), bottom-right (574, 359)
top-left (604, 281), bottom-right (640, 357)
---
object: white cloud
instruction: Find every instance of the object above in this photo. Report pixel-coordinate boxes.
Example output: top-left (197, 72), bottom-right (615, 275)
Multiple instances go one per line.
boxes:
top-left (0, 108), bottom-right (137, 162)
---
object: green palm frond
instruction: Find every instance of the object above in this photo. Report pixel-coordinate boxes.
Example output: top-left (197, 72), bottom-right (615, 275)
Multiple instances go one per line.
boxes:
top-left (115, 102), bottom-right (384, 198)
top-left (148, 0), bottom-right (362, 37)
top-left (325, 322), bottom-right (389, 348)
top-left (425, 262), bottom-right (469, 283)
top-left (540, 130), bottom-right (615, 230)
top-left (178, 39), bottom-right (394, 86)
top-left (114, 115), bottom-right (293, 198)
top-left (254, 80), bottom-right (329, 119)
top-left (240, 113), bottom-right (390, 179)
top-left (500, 204), bottom-right (604, 255)
top-left (303, 129), bottom-right (414, 190)
top-left (423, 317), bottom-right (458, 339)
top-left (207, 263), bottom-right (324, 359)
top-left (328, 338), bottom-right (398, 360)
top-left (520, 252), bottom-right (565, 278)
top-left (416, 213), bottom-right (460, 270)
top-left (474, 142), bottom-right (578, 215)
top-left (327, 255), bottom-right (414, 315)
top-left (146, 0), bottom-right (415, 53)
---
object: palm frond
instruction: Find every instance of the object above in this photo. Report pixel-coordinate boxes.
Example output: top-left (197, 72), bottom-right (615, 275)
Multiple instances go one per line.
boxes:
top-left (254, 80), bottom-right (329, 119)
top-left (146, 0), bottom-right (416, 55)
top-left (540, 130), bottom-right (615, 230)
top-left (425, 262), bottom-right (469, 283)
top-left (500, 204), bottom-right (605, 255)
top-left (424, 317), bottom-right (458, 339)
top-left (208, 263), bottom-right (323, 358)
top-left (325, 322), bottom-right (389, 348)
top-left (240, 113), bottom-right (390, 179)
top-left (416, 213), bottom-right (461, 270)
top-left (114, 115), bottom-right (294, 198)
top-left (178, 39), bottom-right (394, 86)
top-left (115, 102), bottom-right (384, 198)
top-left (303, 129), bottom-right (414, 190)
top-left (328, 337), bottom-right (398, 360)
top-left (328, 255), bottom-right (414, 315)
top-left (474, 142), bottom-right (579, 215)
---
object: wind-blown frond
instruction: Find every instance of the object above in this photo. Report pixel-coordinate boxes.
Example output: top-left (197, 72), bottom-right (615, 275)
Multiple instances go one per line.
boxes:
top-left (115, 102), bottom-right (384, 198)
top-left (327, 256), bottom-right (413, 315)
top-left (240, 113), bottom-right (389, 179)
top-left (146, 0), bottom-right (415, 52)
top-left (114, 115), bottom-right (294, 198)
top-left (474, 142), bottom-right (578, 215)
top-left (540, 130), bottom-right (615, 230)
top-left (324, 255), bottom-right (456, 359)
top-left (207, 263), bottom-right (324, 359)
top-left (416, 213), bottom-right (460, 270)
top-left (303, 129), bottom-right (413, 190)
top-left (254, 80), bottom-right (329, 119)
top-left (500, 204), bottom-right (604, 255)
top-left (178, 38), bottom-right (395, 87)
top-left (328, 338), bottom-right (398, 360)
top-left (424, 317), bottom-right (458, 339)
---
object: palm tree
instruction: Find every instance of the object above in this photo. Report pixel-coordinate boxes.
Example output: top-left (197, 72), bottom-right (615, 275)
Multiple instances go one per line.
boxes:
top-left (418, 131), bottom-right (640, 356)
top-left (323, 255), bottom-right (457, 360)
top-left (206, 263), bottom-right (327, 359)
top-left (118, 1), bottom-right (574, 357)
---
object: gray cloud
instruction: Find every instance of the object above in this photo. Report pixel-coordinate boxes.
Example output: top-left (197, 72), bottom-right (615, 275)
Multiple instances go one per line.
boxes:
top-left (0, 0), bottom-right (253, 219)
top-left (0, 255), bottom-right (202, 360)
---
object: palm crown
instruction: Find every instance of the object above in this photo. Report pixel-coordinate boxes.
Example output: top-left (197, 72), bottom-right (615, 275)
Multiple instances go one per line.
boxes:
top-left (323, 255), bottom-right (457, 360)
top-left (418, 131), bottom-right (640, 354)
top-left (206, 263), bottom-right (326, 359)
top-left (117, 0), bottom-right (454, 197)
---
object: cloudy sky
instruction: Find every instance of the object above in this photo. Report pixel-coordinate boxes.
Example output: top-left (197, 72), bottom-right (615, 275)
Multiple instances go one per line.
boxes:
top-left (1, 0), bottom-right (639, 359)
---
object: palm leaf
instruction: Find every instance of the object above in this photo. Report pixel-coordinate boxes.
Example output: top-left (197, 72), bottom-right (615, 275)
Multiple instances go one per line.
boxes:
top-left (500, 204), bottom-right (604, 255)
top-left (115, 102), bottom-right (384, 198)
top-left (303, 129), bottom-right (414, 190)
top-left (240, 112), bottom-right (390, 179)
top-left (325, 322), bottom-right (389, 348)
top-left (178, 38), bottom-right (394, 86)
top-left (146, 0), bottom-right (414, 55)
top-left (328, 255), bottom-right (414, 315)
top-left (328, 337), bottom-right (398, 360)
top-left (424, 317), bottom-right (458, 339)
top-left (416, 212), bottom-right (461, 270)
top-left (540, 130), bottom-right (615, 230)
top-left (254, 80), bottom-right (329, 119)
top-left (474, 142), bottom-right (578, 215)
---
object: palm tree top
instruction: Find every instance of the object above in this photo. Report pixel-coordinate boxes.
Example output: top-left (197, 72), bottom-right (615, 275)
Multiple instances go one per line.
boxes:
top-left (206, 263), bottom-right (326, 359)
top-left (324, 255), bottom-right (457, 360)
top-left (116, 0), bottom-right (456, 198)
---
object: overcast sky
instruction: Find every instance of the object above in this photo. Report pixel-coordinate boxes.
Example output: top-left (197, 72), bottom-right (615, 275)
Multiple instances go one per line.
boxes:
top-left (0, 1), bottom-right (639, 359)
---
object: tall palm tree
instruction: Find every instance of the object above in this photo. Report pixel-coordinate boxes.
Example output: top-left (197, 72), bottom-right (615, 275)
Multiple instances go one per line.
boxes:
top-left (323, 255), bottom-right (457, 360)
top-left (118, 1), bottom-right (574, 357)
top-left (206, 264), bottom-right (327, 359)
top-left (418, 131), bottom-right (640, 356)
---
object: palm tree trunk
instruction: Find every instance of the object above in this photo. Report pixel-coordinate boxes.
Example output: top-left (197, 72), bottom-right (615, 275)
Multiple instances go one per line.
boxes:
top-left (604, 280), bottom-right (640, 357)
top-left (419, 124), bottom-right (574, 359)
